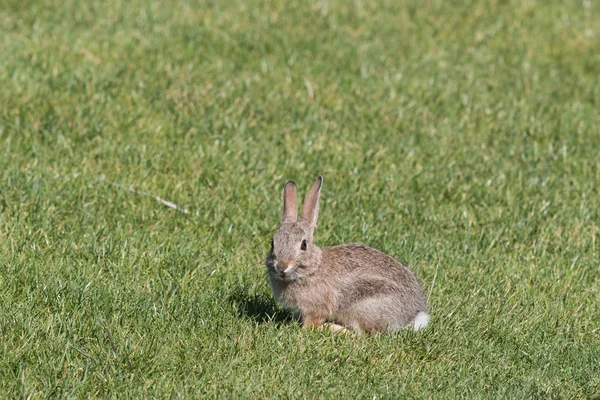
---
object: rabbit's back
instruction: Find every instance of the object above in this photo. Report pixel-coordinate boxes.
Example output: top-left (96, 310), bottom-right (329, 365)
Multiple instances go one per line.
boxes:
top-left (321, 243), bottom-right (427, 331)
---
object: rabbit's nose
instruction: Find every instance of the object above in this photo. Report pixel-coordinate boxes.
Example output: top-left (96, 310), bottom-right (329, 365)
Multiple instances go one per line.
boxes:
top-left (276, 260), bottom-right (294, 273)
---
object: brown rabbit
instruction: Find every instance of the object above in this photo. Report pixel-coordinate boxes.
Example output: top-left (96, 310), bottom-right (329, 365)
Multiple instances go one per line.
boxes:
top-left (266, 176), bottom-right (430, 334)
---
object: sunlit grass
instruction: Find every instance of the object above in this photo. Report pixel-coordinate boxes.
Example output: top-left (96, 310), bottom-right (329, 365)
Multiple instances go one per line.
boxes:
top-left (1, 0), bottom-right (599, 397)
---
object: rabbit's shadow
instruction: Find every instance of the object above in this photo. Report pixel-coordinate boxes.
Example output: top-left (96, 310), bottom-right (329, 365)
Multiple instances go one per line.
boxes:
top-left (228, 287), bottom-right (294, 325)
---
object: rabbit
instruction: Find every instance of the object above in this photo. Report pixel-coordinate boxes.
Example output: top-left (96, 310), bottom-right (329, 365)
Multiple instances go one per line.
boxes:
top-left (265, 176), bottom-right (430, 334)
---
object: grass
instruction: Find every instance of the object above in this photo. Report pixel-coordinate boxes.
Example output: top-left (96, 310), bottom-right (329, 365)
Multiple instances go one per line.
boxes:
top-left (1, 0), bottom-right (599, 397)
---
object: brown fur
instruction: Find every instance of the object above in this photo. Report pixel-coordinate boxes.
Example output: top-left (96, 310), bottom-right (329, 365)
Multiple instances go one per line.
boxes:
top-left (266, 176), bottom-right (429, 334)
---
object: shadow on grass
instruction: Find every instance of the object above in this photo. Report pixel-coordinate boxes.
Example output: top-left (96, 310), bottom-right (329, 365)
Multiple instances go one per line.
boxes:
top-left (228, 287), bottom-right (294, 325)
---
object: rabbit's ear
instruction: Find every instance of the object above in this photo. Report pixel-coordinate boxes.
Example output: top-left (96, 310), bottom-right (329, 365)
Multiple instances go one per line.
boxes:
top-left (281, 180), bottom-right (298, 224)
top-left (301, 176), bottom-right (323, 231)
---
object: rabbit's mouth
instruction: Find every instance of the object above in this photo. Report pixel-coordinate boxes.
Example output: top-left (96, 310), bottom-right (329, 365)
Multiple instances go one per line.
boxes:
top-left (269, 267), bottom-right (300, 282)
top-left (274, 272), bottom-right (299, 282)
top-left (282, 274), bottom-right (299, 282)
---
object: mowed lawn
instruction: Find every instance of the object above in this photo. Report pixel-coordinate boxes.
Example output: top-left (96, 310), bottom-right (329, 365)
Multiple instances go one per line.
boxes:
top-left (1, 0), bottom-right (599, 397)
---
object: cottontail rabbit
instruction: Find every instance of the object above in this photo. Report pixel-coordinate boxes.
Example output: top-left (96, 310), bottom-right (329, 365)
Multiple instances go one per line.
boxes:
top-left (266, 176), bottom-right (429, 334)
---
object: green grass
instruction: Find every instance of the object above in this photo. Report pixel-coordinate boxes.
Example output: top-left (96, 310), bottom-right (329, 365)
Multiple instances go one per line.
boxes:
top-left (1, 0), bottom-right (599, 397)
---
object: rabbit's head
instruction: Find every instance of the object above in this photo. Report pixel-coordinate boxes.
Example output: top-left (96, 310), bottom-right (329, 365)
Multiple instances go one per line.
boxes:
top-left (266, 176), bottom-right (323, 282)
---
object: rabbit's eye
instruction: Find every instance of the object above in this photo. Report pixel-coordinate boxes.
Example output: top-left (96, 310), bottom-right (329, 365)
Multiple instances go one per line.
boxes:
top-left (301, 239), bottom-right (308, 251)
